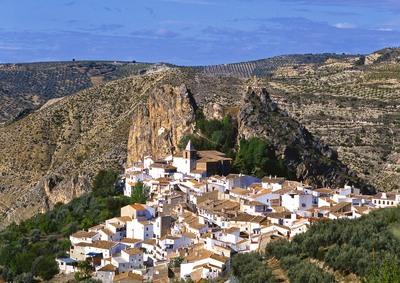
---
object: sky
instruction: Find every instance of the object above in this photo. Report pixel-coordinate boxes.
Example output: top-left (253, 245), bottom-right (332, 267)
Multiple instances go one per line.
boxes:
top-left (1, 0), bottom-right (400, 65)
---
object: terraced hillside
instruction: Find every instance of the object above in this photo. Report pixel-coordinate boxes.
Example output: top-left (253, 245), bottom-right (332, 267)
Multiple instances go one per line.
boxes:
top-left (266, 52), bottom-right (400, 191)
top-left (197, 53), bottom-right (355, 78)
top-left (0, 61), bottom-right (154, 123)
top-left (196, 48), bottom-right (400, 191)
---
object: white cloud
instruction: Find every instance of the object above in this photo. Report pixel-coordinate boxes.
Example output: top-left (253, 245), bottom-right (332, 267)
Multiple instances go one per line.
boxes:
top-left (376, 27), bottom-right (394, 32)
top-left (334, 22), bottom-right (356, 29)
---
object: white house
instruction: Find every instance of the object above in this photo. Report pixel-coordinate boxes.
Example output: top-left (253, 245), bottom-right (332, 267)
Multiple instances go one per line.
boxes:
top-left (180, 250), bottom-right (230, 281)
top-left (149, 163), bottom-right (177, 179)
top-left (124, 172), bottom-right (152, 197)
top-left (281, 191), bottom-right (314, 212)
top-left (70, 230), bottom-right (100, 245)
top-left (126, 219), bottom-right (154, 240)
top-left (372, 192), bottom-right (400, 208)
top-left (153, 216), bottom-right (173, 239)
top-left (96, 264), bottom-right (117, 283)
top-left (111, 248), bottom-right (144, 272)
top-left (70, 241), bottom-right (127, 261)
top-left (143, 156), bottom-right (155, 170)
top-left (56, 258), bottom-right (77, 274)
top-left (159, 235), bottom-right (191, 251)
top-left (155, 235), bottom-right (192, 260)
top-left (261, 176), bottom-right (285, 191)
top-left (241, 201), bottom-right (271, 215)
top-left (86, 241), bottom-right (127, 259)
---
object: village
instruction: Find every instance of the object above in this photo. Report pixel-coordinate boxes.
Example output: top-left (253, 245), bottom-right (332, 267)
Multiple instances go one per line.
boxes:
top-left (57, 141), bottom-right (400, 282)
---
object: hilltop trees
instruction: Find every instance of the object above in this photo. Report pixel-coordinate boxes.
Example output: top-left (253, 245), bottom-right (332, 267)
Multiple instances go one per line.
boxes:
top-left (234, 137), bottom-right (292, 179)
top-left (179, 114), bottom-right (237, 158)
top-left (179, 113), bottom-right (294, 179)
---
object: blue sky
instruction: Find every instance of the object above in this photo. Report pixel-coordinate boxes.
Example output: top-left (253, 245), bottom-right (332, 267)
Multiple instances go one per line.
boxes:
top-left (1, 0), bottom-right (400, 65)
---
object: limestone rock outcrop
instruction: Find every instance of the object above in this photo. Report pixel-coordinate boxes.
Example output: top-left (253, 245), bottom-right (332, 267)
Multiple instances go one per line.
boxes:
top-left (127, 84), bottom-right (196, 163)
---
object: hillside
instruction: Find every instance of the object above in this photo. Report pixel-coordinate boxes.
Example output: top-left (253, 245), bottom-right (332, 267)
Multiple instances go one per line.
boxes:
top-left (264, 206), bottom-right (400, 282)
top-left (0, 70), bottom-right (173, 228)
top-left (0, 68), bottom-right (367, 228)
top-left (195, 50), bottom-right (400, 191)
top-left (0, 171), bottom-right (135, 282)
top-left (230, 206), bottom-right (400, 283)
top-left (0, 61), bottom-right (155, 124)
top-left (196, 53), bottom-right (356, 78)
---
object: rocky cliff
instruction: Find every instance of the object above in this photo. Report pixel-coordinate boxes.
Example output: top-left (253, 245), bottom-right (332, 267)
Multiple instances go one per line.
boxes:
top-left (238, 87), bottom-right (371, 191)
top-left (127, 84), bottom-right (196, 163)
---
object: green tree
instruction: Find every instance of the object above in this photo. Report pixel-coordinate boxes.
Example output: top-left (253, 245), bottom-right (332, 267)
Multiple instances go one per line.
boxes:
top-left (231, 252), bottom-right (276, 283)
top-left (92, 169), bottom-right (118, 197)
top-left (74, 261), bottom-right (92, 281)
top-left (365, 259), bottom-right (400, 283)
top-left (130, 182), bottom-right (149, 204)
top-left (168, 256), bottom-right (185, 268)
top-left (178, 114), bottom-right (237, 157)
top-left (234, 138), bottom-right (290, 178)
top-left (31, 255), bottom-right (59, 280)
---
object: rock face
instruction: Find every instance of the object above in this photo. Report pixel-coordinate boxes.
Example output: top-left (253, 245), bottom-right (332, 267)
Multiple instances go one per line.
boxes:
top-left (238, 87), bottom-right (372, 192)
top-left (127, 84), bottom-right (196, 163)
top-left (42, 174), bottom-right (91, 206)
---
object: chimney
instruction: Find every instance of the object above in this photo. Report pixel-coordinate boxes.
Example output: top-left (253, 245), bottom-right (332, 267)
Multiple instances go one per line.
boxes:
top-left (382, 193), bottom-right (387, 199)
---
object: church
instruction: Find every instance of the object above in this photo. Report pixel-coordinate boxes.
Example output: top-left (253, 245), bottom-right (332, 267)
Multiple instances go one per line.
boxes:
top-left (172, 140), bottom-right (232, 177)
